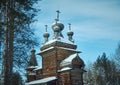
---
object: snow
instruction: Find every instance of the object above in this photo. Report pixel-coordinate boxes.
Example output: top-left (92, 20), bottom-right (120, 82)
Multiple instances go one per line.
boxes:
top-left (40, 47), bottom-right (54, 53)
top-left (41, 45), bottom-right (79, 54)
top-left (25, 76), bottom-right (57, 85)
top-left (57, 37), bottom-right (74, 44)
top-left (57, 47), bottom-right (79, 52)
top-left (60, 53), bottom-right (77, 66)
top-left (43, 37), bottom-right (74, 46)
top-left (33, 67), bottom-right (42, 71)
top-left (58, 67), bottom-right (72, 72)
top-left (27, 66), bottom-right (38, 69)
top-left (28, 73), bottom-right (36, 75)
top-left (43, 39), bottom-right (56, 45)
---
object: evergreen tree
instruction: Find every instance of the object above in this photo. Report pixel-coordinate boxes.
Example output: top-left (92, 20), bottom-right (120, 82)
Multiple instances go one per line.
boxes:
top-left (114, 41), bottom-right (120, 84)
top-left (93, 53), bottom-right (118, 85)
top-left (11, 72), bottom-right (23, 85)
top-left (0, 0), bottom-right (40, 85)
top-left (85, 53), bottom-right (119, 85)
top-left (115, 42), bottom-right (120, 69)
top-left (83, 63), bottom-right (94, 85)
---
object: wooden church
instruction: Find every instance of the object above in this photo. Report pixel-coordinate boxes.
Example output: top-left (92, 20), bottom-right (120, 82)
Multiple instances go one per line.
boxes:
top-left (25, 10), bottom-right (85, 85)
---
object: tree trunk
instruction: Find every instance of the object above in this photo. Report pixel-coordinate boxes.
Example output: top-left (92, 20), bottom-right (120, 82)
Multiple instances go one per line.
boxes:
top-left (1, 0), bottom-right (14, 85)
top-left (8, 0), bottom-right (14, 84)
top-left (2, 1), bottom-right (9, 85)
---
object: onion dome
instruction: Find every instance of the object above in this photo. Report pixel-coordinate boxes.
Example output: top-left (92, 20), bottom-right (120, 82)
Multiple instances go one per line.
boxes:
top-left (52, 21), bottom-right (64, 39)
top-left (43, 32), bottom-right (50, 38)
top-left (31, 48), bottom-right (36, 53)
top-left (52, 10), bottom-right (64, 31)
top-left (72, 54), bottom-right (85, 68)
top-left (52, 10), bottom-right (64, 39)
top-left (67, 23), bottom-right (74, 42)
top-left (28, 48), bottom-right (38, 66)
top-left (67, 30), bottom-right (74, 36)
top-left (52, 25), bottom-right (60, 32)
top-left (43, 25), bottom-right (50, 43)
top-left (52, 21), bottom-right (64, 32)
top-left (67, 23), bottom-right (74, 36)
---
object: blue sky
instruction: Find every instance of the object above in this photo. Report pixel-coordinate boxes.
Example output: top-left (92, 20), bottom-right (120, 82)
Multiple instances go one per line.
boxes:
top-left (32, 0), bottom-right (120, 66)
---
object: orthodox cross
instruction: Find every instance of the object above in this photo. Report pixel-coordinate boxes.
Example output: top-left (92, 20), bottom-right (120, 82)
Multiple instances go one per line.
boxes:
top-left (45, 25), bottom-right (48, 32)
top-left (32, 43), bottom-right (34, 50)
top-left (56, 10), bottom-right (61, 21)
top-left (68, 23), bottom-right (71, 30)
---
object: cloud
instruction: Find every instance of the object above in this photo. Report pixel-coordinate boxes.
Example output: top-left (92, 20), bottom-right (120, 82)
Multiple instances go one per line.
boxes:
top-left (72, 20), bottom-right (120, 41)
top-left (36, 0), bottom-right (120, 43)
top-left (34, 0), bottom-right (120, 63)
top-left (38, 0), bottom-right (120, 30)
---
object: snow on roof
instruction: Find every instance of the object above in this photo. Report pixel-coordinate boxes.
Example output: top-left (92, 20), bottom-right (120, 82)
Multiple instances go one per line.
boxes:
top-left (57, 37), bottom-right (74, 44)
top-left (60, 53), bottom-right (77, 66)
top-left (58, 67), bottom-right (72, 72)
top-left (25, 76), bottom-right (57, 85)
top-left (33, 66), bottom-right (42, 71)
top-left (40, 47), bottom-right (54, 53)
top-left (57, 47), bottom-right (80, 52)
top-left (43, 37), bottom-right (74, 46)
top-left (28, 73), bottom-right (36, 75)
top-left (27, 66), bottom-right (38, 69)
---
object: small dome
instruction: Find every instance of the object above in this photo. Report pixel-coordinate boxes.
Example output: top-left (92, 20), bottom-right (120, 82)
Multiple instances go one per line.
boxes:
top-left (43, 32), bottom-right (50, 37)
top-left (72, 54), bottom-right (84, 68)
top-left (52, 22), bottom-right (64, 31)
top-left (31, 48), bottom-right (36, 53)
top-left (67, 31), bottom-right (74, 36)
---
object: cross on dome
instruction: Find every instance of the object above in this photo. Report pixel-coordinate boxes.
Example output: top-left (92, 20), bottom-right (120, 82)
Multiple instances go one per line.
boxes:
top-left (52, 10), bottom-right (64, 39)
top-left (31, 43), bottom-right (35, 50)
top-left (56, 10), bottom-right (61, 21)
top-left (55, 19), bottom-right (58, 24)
top-left (43, 24), bottom-right (50, 43)
top-left (45, 25), bottom-right (48, 32)
top-left (30, 44), bottom-right (36, 56)
top-left (68, 23), bottom-right (71, 30)
top-left (67, 23), bottom-right (74, 43)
